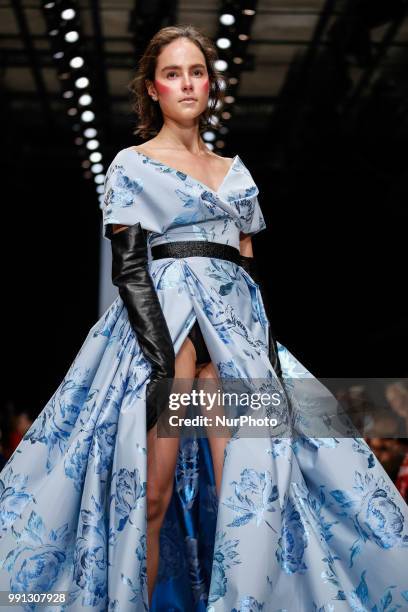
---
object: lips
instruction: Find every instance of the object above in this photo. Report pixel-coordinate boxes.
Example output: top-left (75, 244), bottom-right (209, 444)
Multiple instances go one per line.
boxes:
top-left (180, 98), bottom-right (197, 102)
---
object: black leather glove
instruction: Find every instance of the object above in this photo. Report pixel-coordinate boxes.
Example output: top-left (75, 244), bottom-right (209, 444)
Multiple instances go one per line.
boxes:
top-left (111, 222), bottom-right (176, 431)
top-left (240, 254), bottom-right (282, 379)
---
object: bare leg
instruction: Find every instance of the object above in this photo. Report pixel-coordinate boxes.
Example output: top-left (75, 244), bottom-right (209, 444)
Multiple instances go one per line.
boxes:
top-left (197, 362), bottom-right (231, 497)
top-left (147, 335), bottom-right (196, 606)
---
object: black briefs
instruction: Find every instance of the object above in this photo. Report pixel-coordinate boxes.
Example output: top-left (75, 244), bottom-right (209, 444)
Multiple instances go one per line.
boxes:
top-left (187, 320), bottom-right (211, 366)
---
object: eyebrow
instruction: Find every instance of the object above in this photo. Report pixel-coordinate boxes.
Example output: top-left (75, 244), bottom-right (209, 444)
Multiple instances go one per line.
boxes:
top-left (160, 63), bottom-right (206, 72)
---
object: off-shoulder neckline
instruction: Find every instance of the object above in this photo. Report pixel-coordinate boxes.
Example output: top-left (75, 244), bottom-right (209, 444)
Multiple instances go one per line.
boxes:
top-left (126, 147), bottom-right (240, 196)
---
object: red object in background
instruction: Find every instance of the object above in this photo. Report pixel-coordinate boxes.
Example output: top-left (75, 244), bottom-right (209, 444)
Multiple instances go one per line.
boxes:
top-left (7, 431), bottom-right (23, 456)
top-left (396, 452), bottom-right (408, 502)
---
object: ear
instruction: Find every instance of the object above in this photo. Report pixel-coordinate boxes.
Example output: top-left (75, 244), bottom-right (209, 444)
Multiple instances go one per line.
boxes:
top-left (145, 79), bottom-right (157, 99)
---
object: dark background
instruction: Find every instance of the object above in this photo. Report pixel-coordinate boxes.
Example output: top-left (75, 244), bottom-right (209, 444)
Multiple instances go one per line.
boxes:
top-left (2, 0), bottom-right (408, 419)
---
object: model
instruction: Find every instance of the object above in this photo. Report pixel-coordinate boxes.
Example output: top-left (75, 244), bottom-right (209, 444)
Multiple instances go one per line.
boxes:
top-left (0, 24), bottom-right (407, 612)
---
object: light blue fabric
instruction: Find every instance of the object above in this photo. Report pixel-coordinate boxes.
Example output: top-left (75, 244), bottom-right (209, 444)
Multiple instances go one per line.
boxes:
top-left (0, 147), bottom-right (407, 611)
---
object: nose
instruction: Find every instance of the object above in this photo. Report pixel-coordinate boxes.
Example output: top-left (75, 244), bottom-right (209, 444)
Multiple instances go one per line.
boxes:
top-left (181, 72), bottom-right (194, 91)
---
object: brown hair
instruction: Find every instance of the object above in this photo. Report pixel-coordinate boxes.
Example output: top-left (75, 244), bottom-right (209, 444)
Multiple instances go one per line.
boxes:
top-left (128, 25), bottom-right (226, 140)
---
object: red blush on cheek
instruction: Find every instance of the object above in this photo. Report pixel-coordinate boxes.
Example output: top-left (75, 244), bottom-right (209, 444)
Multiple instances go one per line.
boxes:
top-left (201, 78), bottom-right (209, 93)
top-left (153, 79), bottom-right (172, 95)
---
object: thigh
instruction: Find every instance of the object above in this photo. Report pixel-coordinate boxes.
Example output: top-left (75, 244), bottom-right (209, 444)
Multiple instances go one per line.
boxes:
top-left (146, 335), bottom-right (198, 497)
top-left (197, 361), bottom-right (232, 473)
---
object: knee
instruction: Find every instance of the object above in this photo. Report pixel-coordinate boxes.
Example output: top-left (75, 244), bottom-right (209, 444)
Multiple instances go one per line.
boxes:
top-left (197, 362), bottom-right (217, 381)
top-left (147, 485), bottom-right (173, 525)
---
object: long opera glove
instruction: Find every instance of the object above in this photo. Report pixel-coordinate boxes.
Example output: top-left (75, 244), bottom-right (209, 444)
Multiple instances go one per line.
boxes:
top-left (110, 222), bottom-right (175, 430)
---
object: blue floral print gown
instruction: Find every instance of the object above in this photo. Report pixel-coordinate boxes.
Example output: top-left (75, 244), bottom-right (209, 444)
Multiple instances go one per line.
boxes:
top-left (1, 146), bottom-right (408, 612)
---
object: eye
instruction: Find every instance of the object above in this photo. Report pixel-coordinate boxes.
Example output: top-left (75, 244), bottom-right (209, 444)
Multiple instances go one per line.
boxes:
top-left (167, 71), bottom-right (176, 78)
top-left (193, 69), bottom-right (204, 76)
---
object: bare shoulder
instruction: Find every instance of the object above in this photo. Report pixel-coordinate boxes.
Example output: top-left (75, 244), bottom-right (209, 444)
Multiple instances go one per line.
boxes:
top-left (131, 142), bottom-right (155, 154)
top-left (209, 151), bottom-right (234, 166)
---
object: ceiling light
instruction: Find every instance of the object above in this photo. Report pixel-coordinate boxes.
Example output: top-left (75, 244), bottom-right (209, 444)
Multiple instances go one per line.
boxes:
top-left (203, 131), bottom-right (216, 142)
top-left (86, 139), bottom-right (99, 150)
top-left (79, 94), bottom-right (92, 106)
top-left (70, 56), bottom-right (84, 69)
top-left (65, 31), bottom-right (79, 43)
top-left (216, 38), bottom-right (231, 50)
top-left (84, 127), bottom-right (97, 138)
top-left (220, 14), bottom-right (235, 26)
top-left (90, 152), bottom-right (102, 162)
top-left (75, 76), bottom-right (89, 89)
top-left (214, 59), bottom-right (228, 71)
top-left (61, 8), bottom-right (76, 20)
top-left (81, 110), bottom-right (95, 122)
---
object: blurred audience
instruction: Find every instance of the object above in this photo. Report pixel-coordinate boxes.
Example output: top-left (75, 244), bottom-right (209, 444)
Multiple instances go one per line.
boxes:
top-left (0, 381), bottom-right (407, 504)
top-left (385, 381), bottom-right (408, 437)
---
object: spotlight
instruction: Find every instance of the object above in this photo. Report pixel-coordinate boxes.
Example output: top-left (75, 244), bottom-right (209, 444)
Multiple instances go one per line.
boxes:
top-left (81, 110), bottom-right (95, 122)
top-left (216, 140), bottom-right (225, 148)
top-left (90, 152), bottom-right (102, 162)
top-left (203, 131), bottom-right (216, 142)
top-left (91, 163), bottom-right (104, 174)
top-left (98, 194), bottom-right (104, 204)
top-left (233, 57), bottom-right (244, 64)
top-left (62, 90), bottom-right (74, 99)
top-left (96, 185), bottom-right (104, 194)
top-left (243, 9), bottom-right (256, 15)
top-left (94, 174), bottom-right (105, 184)
top-left (206, 142), bottom-right (214, 151)
top-left (44, 2), bottom-right (55, 8)
top-left (221, 111), bottom-right (231, 119)
top-left (67, 107), bottom-right (78, 116)
top-left (70, 56), bottom-right (84, 69)
top-left (84, 127), bottom-right (97, 138)
top-left (61, 8), bottom-right (76, 20)
top-left (220, 14), bottom-right (235, 26)
top-left (238, 34), bottom-right (249, 41)
top-left (225, 96), bottom-right (235, 104)
top-left (53, 51), bottom-right (64, 59)
top-left (65, 30), bottom-right (79, 43)
top-left (229, 77), bottom-right (239, 85)
top-left (86, 139), bottom-right (99, 150)
top-left (79, 94), bottom-right (92, 106)
top-left (216, 38), bottom-right (231, 50)
top-left (214, 59), bottom-right (228, 71)
top-left (81, 160), bottom-right (91, 169)
top-left (75, 76), bottom-right (89, 89)
top-left (49, 29), bottom-right (59, 37)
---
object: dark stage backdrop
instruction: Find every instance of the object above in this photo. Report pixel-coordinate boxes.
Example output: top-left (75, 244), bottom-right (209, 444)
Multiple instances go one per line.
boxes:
top-left (2, 124), bottom-right (407, 421)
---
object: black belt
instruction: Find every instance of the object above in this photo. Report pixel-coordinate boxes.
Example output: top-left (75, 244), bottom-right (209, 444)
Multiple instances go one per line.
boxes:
top-left (151, 241), bottom-right (241, 265)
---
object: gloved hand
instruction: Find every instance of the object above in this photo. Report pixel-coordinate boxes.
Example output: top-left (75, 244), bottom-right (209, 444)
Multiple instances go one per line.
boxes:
top-left (240, 254), bottom-right (282, 379)
top-left (110, 222), bottom-right (176, 431)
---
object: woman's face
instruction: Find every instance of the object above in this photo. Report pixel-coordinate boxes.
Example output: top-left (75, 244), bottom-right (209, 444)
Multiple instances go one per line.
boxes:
top-left (147, 37), bottom-right (210, 126)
